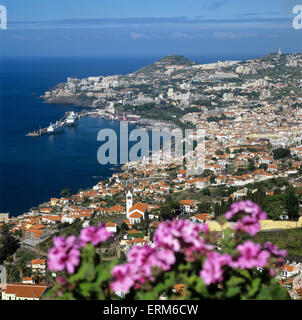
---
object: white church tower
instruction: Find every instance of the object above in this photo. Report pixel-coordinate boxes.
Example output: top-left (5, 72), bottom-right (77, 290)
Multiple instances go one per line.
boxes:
top-left (126, 190), bottom-right (133, 218)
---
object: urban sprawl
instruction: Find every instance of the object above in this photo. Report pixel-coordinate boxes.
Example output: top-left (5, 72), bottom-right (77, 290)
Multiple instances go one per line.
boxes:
top-left (1, 51), bottom-right (302, 300)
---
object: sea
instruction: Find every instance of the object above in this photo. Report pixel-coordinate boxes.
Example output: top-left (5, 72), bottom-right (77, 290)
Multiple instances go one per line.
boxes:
top-left (0, 54), bottom-right (260, 217)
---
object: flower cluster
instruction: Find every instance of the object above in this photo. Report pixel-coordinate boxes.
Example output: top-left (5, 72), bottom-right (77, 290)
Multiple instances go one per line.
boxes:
top-left (111, 219), bottom-right (211, 292)
top-left (48, 222), bottom-right (112, 274)
top-left (111, 246), bottom-right (176, 292)
top-left (231, 241), bottom-right (270, 269)
top-left (48, 200), bottom-right (288, 299)
top-left (224, 200), bottom-right (267, 236)
top-left (200, 252), bottom-right (231, 285)
top-left (154, 219), bottom-right (212, 261)
top-left (263, 242), bottom-right (287, 262)
top-left (79, 223), bottom-right (112, 247)
top-left (48, 236), bottom-right (81, 274)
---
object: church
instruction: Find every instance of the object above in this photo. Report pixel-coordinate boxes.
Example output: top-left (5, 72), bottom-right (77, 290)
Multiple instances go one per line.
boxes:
top-left (125, 190), bottom-right (148, 226)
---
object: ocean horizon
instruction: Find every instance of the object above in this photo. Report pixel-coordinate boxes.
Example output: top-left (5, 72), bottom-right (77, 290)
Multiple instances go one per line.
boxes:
top-left (0, 54), bottom-right (263, 217)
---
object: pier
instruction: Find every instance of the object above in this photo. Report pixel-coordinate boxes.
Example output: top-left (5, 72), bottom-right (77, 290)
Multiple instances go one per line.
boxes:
top-left (25, 111), bottom-right (80, 137)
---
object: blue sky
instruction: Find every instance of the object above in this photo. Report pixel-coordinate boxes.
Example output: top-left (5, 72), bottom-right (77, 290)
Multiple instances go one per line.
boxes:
top-left (0, 0), bottom-right (301, 57)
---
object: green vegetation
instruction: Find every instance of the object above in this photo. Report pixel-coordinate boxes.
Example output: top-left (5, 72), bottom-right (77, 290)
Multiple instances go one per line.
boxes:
top-left (273, 148), bottom-right (291, 160)
top-left (60, 188), bottom-right (73, 198)
top-left (255, 228), bottom-right (302, 256)
top-left (136, 55), bottom-right (195, 74)
top-left (0, 224), bottom-right (20, 264)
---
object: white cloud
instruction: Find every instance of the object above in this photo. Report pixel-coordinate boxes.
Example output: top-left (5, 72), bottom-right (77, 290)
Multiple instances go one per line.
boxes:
top-left (171, 32), bottom-right (191, 39)
top-left (130, 32), bottom-right (147, 39)
top-left (213, 32), bottom-right (257, 39)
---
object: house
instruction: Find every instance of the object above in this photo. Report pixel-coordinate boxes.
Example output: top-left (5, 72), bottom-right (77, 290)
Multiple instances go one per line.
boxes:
top-left (108, 205), bottom-right (126, 215)
top-left (40, 208), bottom-right (52, 214)
top-left (194, 178), bottom-right (208, 190)
top-left (179, 200), bottom-right (198, 214)
top-left (126, 237), bottom-right (147, 247)
top-left (124, 229), bottom-right (141, 240)
top-left (0, 213), bottom-right (9, 223)
top-left (278, 264), bottom-right (301, 279)
top-left (105, 222), bottom-right (117, 233)
top-left (31, 259), bottom-right (46, 275)
top-left (24, 226), bottom-right (47, 245)
top-left (177, 169), bottom-right (187, 178)
top-left (61, 215), bottom-right (75, 224)
top-left (22, 277), bottom-right (34, 284)
top-left (233, 187), bottom-right (249, 200)
top-left (82, 221), bottom-right (89, 228)
top-left (50, 198), bottom-right (59, 206)
top-left (1, 283), bottom-right (49, 300)
top-left (190, 213), bottom-right (214, 224)
top-left (41, 215), bottom-right (61, 224)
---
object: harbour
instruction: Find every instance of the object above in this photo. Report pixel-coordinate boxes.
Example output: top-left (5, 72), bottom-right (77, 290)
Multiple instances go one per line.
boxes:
top-left (25, 111), bottom-right (80, 137)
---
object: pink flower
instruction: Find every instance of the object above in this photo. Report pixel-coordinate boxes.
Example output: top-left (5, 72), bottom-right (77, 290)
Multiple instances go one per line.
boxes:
top-left (56, 276), bottom-right (67, 286)
top-left (48, 236), bottom-right (81, 274)
top-left (234, 215), bottom-right (261, 236)
top-left (126, 245), bottom-right (155, 267)
top-left (263, 242), bottom-right (287, 258)
top-left (224, 201), bottom-right (267, 236)
top-left (48, 247), bottom-right (66, 272)
top-left (232, 240), bottom-right (270, 269)
top-left (270, 268), bottom-right (275, 276)
top-left (225, 200), bottom-right (267, 221)
top-left (154, 219), bottom-right (212, 260)
top-left (200, 252), bottom-right (231, 285)
top-left (79, 222), bottom-right (112, 247)
top-left (111, 246), bottom-right (176, 293)
top-left (110, 264), bottom-right (135, 293)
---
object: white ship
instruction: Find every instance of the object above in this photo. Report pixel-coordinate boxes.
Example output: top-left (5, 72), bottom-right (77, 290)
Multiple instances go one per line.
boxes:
top-left (47, 121), bottom-right (64, 134)
top-left (65, 111), bottom-right (78, 127)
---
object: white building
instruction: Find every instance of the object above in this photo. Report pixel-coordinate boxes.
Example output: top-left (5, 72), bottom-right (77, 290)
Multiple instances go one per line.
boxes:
top-left (1, 283), bottom-right (48, 300)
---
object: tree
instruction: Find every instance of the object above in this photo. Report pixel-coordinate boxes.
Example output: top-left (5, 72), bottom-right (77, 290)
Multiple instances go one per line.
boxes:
top-left (259, 163), bottom-right (268, 171)
top-left (138, 219), bottom-right (150, 234)
top-left (273, 148), bottom-right (291, 160)
top-left (264, 195), bottom-right (285, 220)
top-left (202, 188), bottom-right (211, 196)
top-left (197, 202), bottom-right (211, 213)
top-left (159, 201), bottom-right (179, 221)
top-left (285, 187), bottom-right (299, 220)
top-left (210, 176), bottom-right (216, 184)
top-left (120, 223), bottom-right (129, 235)
top-left (60, 188), bottom-right (73, 198)
top-left (0, 224), bottom-right (20, 264)
top-left (248, 159), bottom-right (256, 172)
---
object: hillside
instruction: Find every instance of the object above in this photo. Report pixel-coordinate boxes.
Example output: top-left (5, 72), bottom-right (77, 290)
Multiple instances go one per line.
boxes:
top-left (136, 55), bottom-right (195, 74)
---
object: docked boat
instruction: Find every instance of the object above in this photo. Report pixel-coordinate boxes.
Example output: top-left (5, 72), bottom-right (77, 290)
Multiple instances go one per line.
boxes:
top-left (47, 121), bottom-right (64, 134)
top-left (65, 111), bottom-right (79, 127)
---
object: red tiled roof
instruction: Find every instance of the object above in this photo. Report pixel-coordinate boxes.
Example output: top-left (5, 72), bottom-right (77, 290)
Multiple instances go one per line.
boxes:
top-left (31, 259), bottom-right (46, 265)
top-left (2, 283), bottom-right (48, 299)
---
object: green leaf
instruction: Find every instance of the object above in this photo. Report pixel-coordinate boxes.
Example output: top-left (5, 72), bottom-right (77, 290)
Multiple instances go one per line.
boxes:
top-left (247, 277), bottom-right (261, 297)
top-left (226, 287), bottom-right (241, 298)
top-left (257, 282), bottom-right (289, 300)
top-left (227, 276), bottom-right (246, 287)
top-left (237, 269), bottom-right (252, 281)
